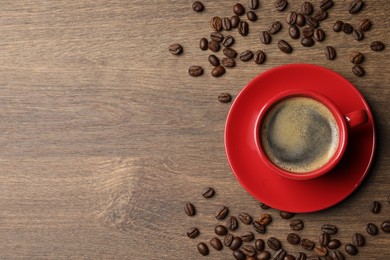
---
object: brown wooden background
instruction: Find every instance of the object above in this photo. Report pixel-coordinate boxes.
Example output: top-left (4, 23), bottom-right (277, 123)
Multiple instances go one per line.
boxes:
top-left (0, 0), bottom-right (388, 259)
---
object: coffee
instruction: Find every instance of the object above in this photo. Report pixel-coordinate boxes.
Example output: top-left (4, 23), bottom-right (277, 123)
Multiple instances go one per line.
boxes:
top-left (261, 97), bottom-right (339, 173)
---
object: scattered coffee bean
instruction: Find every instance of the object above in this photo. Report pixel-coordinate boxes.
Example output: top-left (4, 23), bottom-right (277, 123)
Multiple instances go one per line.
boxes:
top-left (185, 202), bottom-right (196, 215)
top-left (267, 237), bottom-right (281, 251)
top-left (187, 227), bottom-right (200, 238)
top-left (328, 239), bottom-right (341, 249)
top-left (370, 41), bottom-right (385, 51)
top-left (197, 242), bottom-right (209, 256)
top-left (202, 186), bottom-right (215, 198)
top-left (248, 0), bottom-right (259, 10)
top-left (333, 21), bottom-right (344, 32)
top-left (352, 233), bottom-right (365, 247)
top-left (169, 44), bottom-right (183, 55)
top-left (252, 50), bottom-right (265, 64)
top-left (215, 225), bottom-right (228, 236)
top-left (349, 0), bottom-right (364, 14)
top-left (285, 254), bottom-right (295, 260)
top-left (350, 51), bottom-right (364, 64)
top-left (301, 239), bottom-right (315, 250)
top-left (314, 28), bottom-right (325, 42)
top-left (381, 221), bottom-right (390, 233)
top-left (314, 245), bottom-right (327, 256)
top-left (210, 32), bottom-right (224, 42)
top-left (359, 19), bottom-right (372, 32)
top-left (252, 220), bottom-right (266, 233)
top-left (289, 25), bottom-right (300, 39)
top-left (210, 16), bottom-right (222, 32)
top-left (215, 206), bottom-right (229, 220)
top-left (314, 10), bottom-right (328, 21)
top-left (319, 233), bottom-right (330, 247)
top-left (287, 233), bottom-right (301, 245)
top-left (233, 249), bottom-right (246, 260)
top-left (352, 65), bottom-right (365, 77)
top-left (240, 50), bottom-right (254, 61)
top-left (345, 244), bottom-right (358, 255)
top-left (366, 223), bottom-right (378, 236)
top-left (321, 224), bottom-right (337, 235)
top-left (222, 57), bottom-right (236, 67)
top-left (342, 23), bottom-right (353, 34)
top-left (320, 0), bottom-right (334, 11)
top-left (287, 11), bottom-right (297, 25)
top-left (241, 231), bottom-right (255, 242)
top-left (233, 3), bottom-right (245, 16)
top-left (275, 0), bottom-right (288, 11)
top-left (302, 27), bottom-right (314, 38)
top-left (296, 252), bottom-right (307, 260)
top-left (331, 250), bottom-right (345, 260)
top-left (324, 46), bottom-right (336, 60)
top-left (222, 17), bottom-right (232, 31)
top-left (218, 93), bottom-right (232, 103)
top-left (290, 219), bottom-right (304, 230)
top-left (223, 47), bottom-right (237, 58)
top-left (208, 40), bottom-right (220, 52)
top-left (255, 239), bottom-right (265, 251)
top-left (272, 249), bottom-right (287, 259)
top-left (212, 65), bottom-right (225, 77)
top-left (269, 21), bottom-right (282, 34)
top-left (258, 213), bottom-right (272, 225)
top-left (224, 233), bottom-right (234, 246)
top-left (353, 29), bottom-right (364, 41)
top-left (301, 37), bottom-right (314, 47)
top-left (199, 38), bottom-right (208, 50)
top-left (280, 211), bottom-right (295, 219)
top-left (230, 237), bottom-right (243, 250)
top-left (302, 2), bottom-right (313, 15)
top-left (242, 245), bottom-right (256, 256)
top-left (278, 40), bottom-right (293, 54)
top-left (222, 35), bottom-right (235, 47)
top-left (231, 15), bottom-right (240, 28)
top-left (260, 31), bottom-right (272, 44)
top-left (260, 202), bottom-right (271, 209)
top-left (239, 21), bottom-right (249, 36)
top-left (306, 16), bottom-right (319, 28)
top-left (258, 250), bottom-right (271, 260)
top-left (238, 212), bottom-right (253, 225)
top-left (192, 1), bottom-right (204, 12)
top-left (247, 11), bottom-right (257, 21)
top-left (227, 216), bottom-right (239, 231)
top-left (296, 13), bottom-right (306, 27)
top-left (210, 237), bottom-right (223, 250)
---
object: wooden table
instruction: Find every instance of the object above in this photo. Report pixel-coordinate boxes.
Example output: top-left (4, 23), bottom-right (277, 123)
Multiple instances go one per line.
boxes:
top-left (0, 0), bottom-right (388, 259)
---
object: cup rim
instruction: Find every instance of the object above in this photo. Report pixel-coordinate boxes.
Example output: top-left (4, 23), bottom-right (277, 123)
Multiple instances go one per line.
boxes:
top-left (255, 89), bottom-right (348, 180)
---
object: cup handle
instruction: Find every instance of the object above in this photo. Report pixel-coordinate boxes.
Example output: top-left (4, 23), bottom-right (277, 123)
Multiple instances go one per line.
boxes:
top-left (345, 109), bottom-right (368, 128)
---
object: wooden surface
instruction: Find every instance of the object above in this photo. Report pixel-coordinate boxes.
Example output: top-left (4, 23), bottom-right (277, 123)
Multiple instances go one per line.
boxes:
top-left (0, 0), bottom-right (388, 259)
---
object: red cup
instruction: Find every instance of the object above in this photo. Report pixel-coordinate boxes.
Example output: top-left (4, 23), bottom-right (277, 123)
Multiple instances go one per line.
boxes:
top-left (255, 90), bottom-right (368, 180)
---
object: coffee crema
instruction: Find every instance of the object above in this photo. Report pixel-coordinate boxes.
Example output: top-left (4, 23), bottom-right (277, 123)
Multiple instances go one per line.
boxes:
top-left (261, 97), bottom-right (339, 173)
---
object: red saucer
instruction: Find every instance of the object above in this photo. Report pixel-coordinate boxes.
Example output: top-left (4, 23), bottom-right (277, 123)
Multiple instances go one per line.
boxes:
top-left (224, 64), bottom-right (376, 213)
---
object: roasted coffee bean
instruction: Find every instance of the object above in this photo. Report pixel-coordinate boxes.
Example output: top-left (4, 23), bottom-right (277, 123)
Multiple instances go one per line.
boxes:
top-left (233, 3), bottom-right (245, 16)
top-left (349, 0), bottom-right (364, 14)
top-left (218, 93), bottom-right (232, 103)
top-left (210, 16), bottom-right (222, 32)
top-left (197, 242), bottom-right (209, 256)
top-left (269, 21), bottom-right (282, 34)
top-left (314, 10), bottom-right (327, 21)
top-left (212, 65), bottom-right (225, 77)
top-left (267, 237), bottom-right (281, 251)
top-left (210, 32), bottom-right (224, 42)
top-left (290, 219), bottom-right (304, 230)
top-left (353, 29), bottom-right (364, 41)
top-left (275, 0), bottom-right (288, 11)
top-left (359, 19), bottom-right (372, 31)
top-left (287, 11), bottom-right (297, 25)
top-left (324, 46), bottom-right (336, 60)
top-left (249, 0), bottom-right (259, 10)
top-left (352, 233), bottom-right (365, 247)
top-left (259, 213), bottom-right (272, 225)
top-left (296, 252), bottom-right (307, 260)
top-left (331, 250), bottom-right (345, 260)
top-left (280, 211), bottom-right (295, 219)
top-left (301, 37), bottom-right (314, 47)
top-left (215, 206), bottom-right (229, 220)
top-left (255, 239), bottom-right (265, 251)
top-left (253, 220), bottom-right (266, 233)
top-left (370, 41), bottom-right (385, 51)
top-left (328, 239), bottom-right (341, 249)
top-left (215, 225), bottom-right (228, 235)
top-left (210, 237), bottom-right (223, 250)
top-left (314, 246), bottom-right (327, 256)
top-left (202, 187), bottom-right (215, 198)
top-left (321, 224), bottom-right (337, 235)
top-left (320, 0), bottom-right (334, 11)
top-left (241, 231), bottom-right (255, 242)
top-left (192, 1), bottom-right (204, 12)
top-left (287, 233), bottom-right (301, 245)
top-left (238, 212), bottom-right (253, 225)
top-left (342, 23), bottom-right (353, 34)
top-left (169, 44), bottom-right (183, 55)
top-left (222, 57), bottom-right (235, 67)
top-left (314, 28), bottom-right (325, 42)
top-left (306, 16), bottom-right (319, 28)
top-left (278, 40), bottom-right (292, 54)
top-left (247, 11), bottom-right (257, 21)
top-left (319, 233), bottom-right (330, 247)
top-left (230, 237), bottom-right (243, 250)
top-left (240, 50), bottom-right (254, 61)
top-left (224, 233), bottom-right (234, 246)
top-left (350, 51), bottom-right (364, 64)
top-left (208, 40), bottom-right (220, 52)
top-left (285, 254), bottom-right (295, 260)
top-left (272, 249), bottom-right (286, 260)
top-left (301, 239), bottom-right (315, 250)
top-left (302, 2), bottom-right (313, 15)
top-left (231, 15), bottom-right (240, 28)
top-left (233, 249), bottom-right (246, 260)
top-left (185, 202), bottom-right (196, 215)
top-left (242, 245), bottom-right (256, 256)
top-left (345, 244), bottom-right (358, 255)
top-left (366, 223), bottom-right (378, 235)
top-left (352, 65), bottom-right (365, 77)
top-left (200, 38), bottom-right (208, 50)
top-left (296, 13), bottom-right (306, 27)
top-left (381, 221), bottom-right (390, 233)
top-left (222, 17), bottom-right (232, 31)
top-left (222, 35), bottom-right (235, 47)
top-left (260, 202), bottom-right (271, 209)
top-left (302, 27), bottom-right (314, 38)
top-left (223, 47), bottom-right (237, 58)
top-left (289, 25), bottom-right (300, 39)
top-left (333, 21), bottom-right (344, 32)
top-left (258, 250), bottom-right (271, 260)
top-left (227, 216), bottom-right (239, 231)
top-left (188, 65), bottom-right (204, 77)
top-left (260, 31), bottom-right (272, 44)
top-left (187, 227), bottom-right (200, 238)
top-left (239, 21), bottom-right (249, 36)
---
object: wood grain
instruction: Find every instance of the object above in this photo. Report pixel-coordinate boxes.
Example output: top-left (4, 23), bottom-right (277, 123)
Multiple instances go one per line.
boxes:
top-left (0, 0), bottom-right (388, 259)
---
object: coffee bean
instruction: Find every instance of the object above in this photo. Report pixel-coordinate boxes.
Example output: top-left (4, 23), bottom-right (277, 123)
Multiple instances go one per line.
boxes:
top-left (353, 29), bottom-right (364, 41)
top-left (285, 254), bottom-right (295, 260)
top-left (296, 13), bottom-right (306, 27)
top-left (359, 19), bottom-right (372, 31)
top-left (370, 41), bottom-right (385, 51)
top-left (187, 227), bottom-right (200, 238)
top-left (321, 224), bottom-right (337, 235)
top-left (258, 250), bottom-right (271, 260)
top-left (314, 246), bottom-right (327, 256)
top-left (238, 212), bottom-right (253, 225)
top-left (349, 0), bottom-right (364, 14)
top-left (233, 249), bottom-right (246, 260)
top-left (224, 233), bottom-right (234, 246)
top-left (345, 244), bottom-right (358, 255)
top-left (184, 202), bottom-right (196, 215)
top-left (290, 219), bottom-right (304, 230)
top-left (240, 50), bottom-right (254, 61)
top-left (222, 17), bottom-right (232, 31)
top-left (212, 66), bottom-right (225, 77)
top-left (230, 237), bottom-right (243, 250)
top-left (319, 233), bottom-right (330, 247)
top-left (192, 1), bottom-right (204, 12)
top-left (296, 252), bottom-right (307, 260)
top-left (169, 44), bottom-right (183, 55)
top-left (333, 21), bottom-right (344, 32)
top-left (255, 239), bottom-right (265, 251)
top-left (259, 213), bottom-right (272, 225)
top-left (231, 15), bottom-right (240, 28)
top-left (287, 233), bottom-right (301, 245)
top-left (260, 31), bottom-right (272, 44)
top-left (269, 21), bottom-right (282, 34)
top-left (227, 216), bottom-right (239, 231)
top-left (350, 51), bottom-right (364, 64)
top-left (306, 16), bottom-right (319, 28)
top-left (352, 233), bottom-right (365, 247)
top-left (223, 47), bottom-right (237, 58)
top-left (200, 38), bottom-right (208, 50)
top-left (331, 250), bottom-right (345, 260)
top-left (197, 242), bottom-right (209, 256)
top-left (314, 10), bottom-right (327, 21)
top-left (272, 249), bottom-right (286, 260)
top-left (328, 239), bottom-right (341, 249)
top-left (241, 231), bottom-right (255, 242)
top-left (222, 57), bottom-right (235, 68)
top-left (289, 25), bottom-right (300, 39)
top-left (302, 2), bottom-right (313, 15)
top-left (352, 65), bottom-right (365, 77)
top-left (280, 211), bottom-right (295, 219)
top-left (342, 23), bottom-right (353, 34)
top-left (287, 11), bottom-right (297, 25)
top-left (218, 93), bottom-right (232, 103)
top-left (208, 40), bottom-right (220, 52)
top-left (247, 11), bottom-right (257, 21)
top-left (210, 32), bottom-right (224, 42)
top-left (381, 221), bottom-right (390, 233)
top-left (239, 21), bottom-right (249, 36)
top-left (278, 40), bottom-right (292, 54)
top-left (210, 237), bottom-right (223, 250)
top-left (260, 202), bottom-right (271, 209)
top-left (275, 0), bottom-right (288, 11)
top-left (249, 0), bottom-right (259, 10)
top-left (215, 206), bottom-right (229, 219)
top-left (215, 224), bottom-right (228, 236)
top-left (324, 46), bottom-right (336, 60)
top-left (222, 35), bottom-right (235, 47)
top-left (267, 237), bottom-right (281, 251)
top-left (320, 0), bottom-right (334, 11)
top-left (242, 245), bottom-right (256, 256)
top-left (253, 220), bottom-right (266, 233)
top-left (301, 37), bottom-right (314, 47)
top-left (233, 3), bottom-right (245, 16)
top-left (314, 28), bottom-right (325, 42)
top-left (210, 16), bottom-right (222, 32)
top-left (301, 239), bottom-right (315, 250)
top-left (366, 223), bottom-right (378, 235)
top-left (302, 27), bottom-right (314, 38)
top-left (201, 186), bottom-right (215, 198)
